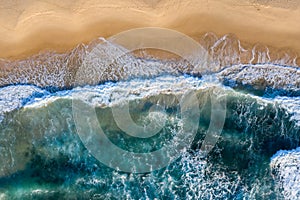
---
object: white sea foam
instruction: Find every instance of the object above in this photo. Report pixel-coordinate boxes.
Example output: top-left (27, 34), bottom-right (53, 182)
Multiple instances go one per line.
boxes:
top-left (0, 33), bottom-right (298, 89)
top-left (0, 32), bottom-right (300, 199)
top-left (0, 193), bottom-right (7, 200)
top-left (271, 95), bottom-right (300, 199)
top-left (24, 75), bottom-right (208, 110)
top-left (275, 97), bottom-right (300, 127)
top-left (271, 147), bottom-right (300, 199)
top-left (0, 75), bottom-right (299, 199)
top-left (0, 85), bottom-right (48, 122)
top-left (218, 64), bottom-right (300, 91)
top-left (14, 75), bottom-right (300, 126)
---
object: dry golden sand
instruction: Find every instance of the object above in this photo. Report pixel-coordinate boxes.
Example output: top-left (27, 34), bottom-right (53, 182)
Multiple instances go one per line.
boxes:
top-left (0, 0), bottom-right (300, 59)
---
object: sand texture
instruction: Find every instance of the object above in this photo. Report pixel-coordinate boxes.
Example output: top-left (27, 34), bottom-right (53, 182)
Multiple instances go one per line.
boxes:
top-left (0, 0), bottom-right (300, 59)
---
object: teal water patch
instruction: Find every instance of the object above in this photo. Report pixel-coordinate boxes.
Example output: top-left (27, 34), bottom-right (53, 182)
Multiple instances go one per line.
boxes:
top-left (0, 76), bottom-right (299, 199)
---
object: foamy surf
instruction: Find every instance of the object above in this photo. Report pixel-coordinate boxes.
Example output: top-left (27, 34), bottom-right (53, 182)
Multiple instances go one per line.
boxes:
top-left (0, 32), bottom-right (300, 199)
top-left (0, 74), bottom-right (299, 199)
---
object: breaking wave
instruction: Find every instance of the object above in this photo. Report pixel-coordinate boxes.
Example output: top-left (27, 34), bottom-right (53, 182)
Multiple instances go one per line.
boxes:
top-left (0, 32), bottom-right (300, 199)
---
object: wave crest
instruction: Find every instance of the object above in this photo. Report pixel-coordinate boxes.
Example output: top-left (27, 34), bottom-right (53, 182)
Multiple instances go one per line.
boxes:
top-left (0, 33), bottom-right (298, 90)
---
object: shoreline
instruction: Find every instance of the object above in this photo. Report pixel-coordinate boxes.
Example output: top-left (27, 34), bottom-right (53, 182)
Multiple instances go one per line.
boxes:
top-left (0, 0), bottom-right (300, 60)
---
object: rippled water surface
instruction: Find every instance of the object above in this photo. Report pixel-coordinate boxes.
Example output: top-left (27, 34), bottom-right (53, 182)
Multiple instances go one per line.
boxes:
top-left (0, 33), bottom-right (300, 199)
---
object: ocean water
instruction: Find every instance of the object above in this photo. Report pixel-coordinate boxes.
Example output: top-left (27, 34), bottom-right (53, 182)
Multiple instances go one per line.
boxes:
top-left (0, 33), bottom-right (300, 199)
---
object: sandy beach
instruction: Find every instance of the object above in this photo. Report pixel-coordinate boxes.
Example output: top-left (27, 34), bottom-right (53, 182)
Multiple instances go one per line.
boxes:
top-left (0, 0), bottom-right (300, 59)
top-left (1, 1), bottom-right (300, 199)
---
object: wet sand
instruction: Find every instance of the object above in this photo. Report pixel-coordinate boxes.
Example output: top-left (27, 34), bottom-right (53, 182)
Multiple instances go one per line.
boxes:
top-left (0, 0), bottom-right (300, 59)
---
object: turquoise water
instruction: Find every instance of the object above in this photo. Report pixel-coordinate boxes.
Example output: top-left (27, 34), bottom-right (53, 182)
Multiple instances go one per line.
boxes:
top-left (0, 75), bottom-right (299, 199)
top-left (0, 36), bottom-right (300, 199)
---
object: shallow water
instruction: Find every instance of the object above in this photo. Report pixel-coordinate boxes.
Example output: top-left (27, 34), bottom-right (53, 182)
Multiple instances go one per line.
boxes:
top-left (0, 33), bottom-right (300, 199)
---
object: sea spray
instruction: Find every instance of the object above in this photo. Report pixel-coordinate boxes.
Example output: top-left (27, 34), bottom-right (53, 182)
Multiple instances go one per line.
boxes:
top-left (0, 76), bottom-right (299, 199)
top-left (0, 31), bottom-right (300, 199)
top-left (0, 32), bottom-right (298, 89)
